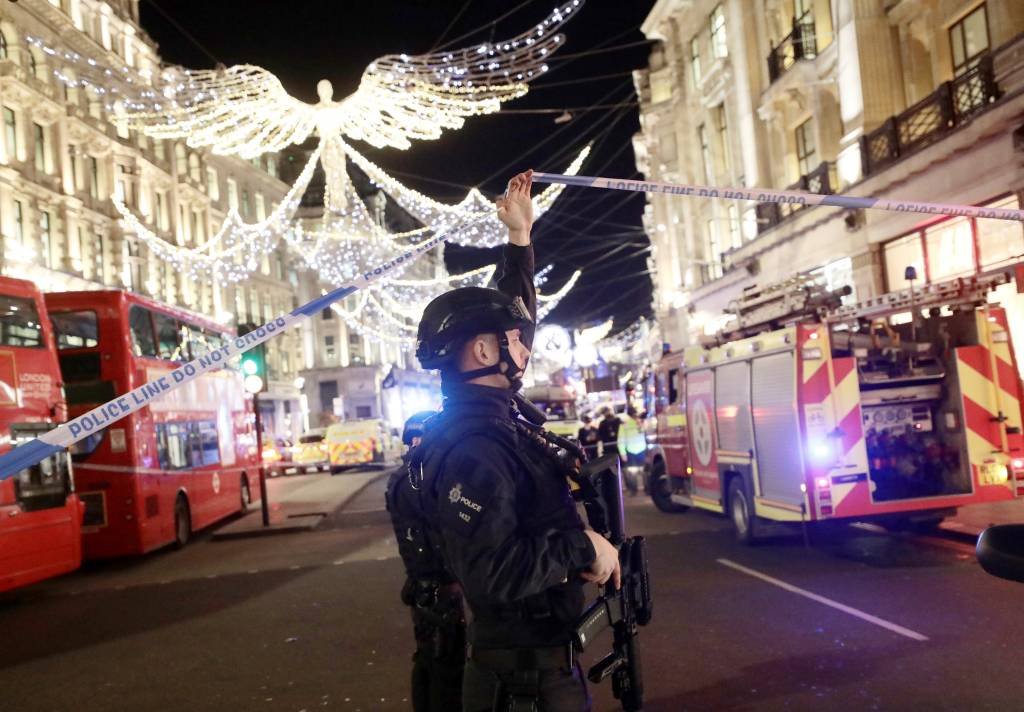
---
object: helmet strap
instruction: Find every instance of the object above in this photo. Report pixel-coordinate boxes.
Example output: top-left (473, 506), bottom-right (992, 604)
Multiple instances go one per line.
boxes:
top-left (453, 333), bottom-right (525, 390)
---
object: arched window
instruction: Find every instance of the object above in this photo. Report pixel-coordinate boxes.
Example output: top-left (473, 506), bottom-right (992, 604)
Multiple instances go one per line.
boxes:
top-left (0, 31), bottom-right (8, 61)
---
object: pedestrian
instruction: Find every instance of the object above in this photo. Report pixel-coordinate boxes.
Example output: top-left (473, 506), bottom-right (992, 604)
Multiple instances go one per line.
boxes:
top-left (386, 411), bottom-right (466, 712)
top-left (597, 407), bottom-right (620, 458)
top-left (576, 413), bottom-right (600, 460)
top-left (412, 169), bottom-right (620, 712)
top-left (616, 406), bottom-right (646, 495)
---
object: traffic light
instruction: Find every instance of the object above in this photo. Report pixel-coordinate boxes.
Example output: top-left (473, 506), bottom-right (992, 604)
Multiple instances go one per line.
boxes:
top-left (238, 323), bottom-right (267, 394)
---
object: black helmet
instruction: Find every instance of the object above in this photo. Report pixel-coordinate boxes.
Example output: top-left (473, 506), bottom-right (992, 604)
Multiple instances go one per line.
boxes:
top-left (416, 287), bottom-right (533, 370)
top-left (402, 410), bottom-right (436, 446)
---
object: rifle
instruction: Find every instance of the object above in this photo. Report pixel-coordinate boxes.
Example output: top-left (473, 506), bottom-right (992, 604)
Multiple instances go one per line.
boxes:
top-left (511, 394), bottom-right (653, 712)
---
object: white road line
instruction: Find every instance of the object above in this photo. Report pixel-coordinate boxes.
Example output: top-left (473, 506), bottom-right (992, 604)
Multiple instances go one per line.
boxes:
top-left (717, 558), bottom-right (929, 642)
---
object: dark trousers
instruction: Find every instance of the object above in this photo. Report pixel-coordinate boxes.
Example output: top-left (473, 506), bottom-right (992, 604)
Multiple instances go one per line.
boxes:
top-left (462, 657), bottom-right (591, 712)
top-left (410, 607), bottom-right (466, 712)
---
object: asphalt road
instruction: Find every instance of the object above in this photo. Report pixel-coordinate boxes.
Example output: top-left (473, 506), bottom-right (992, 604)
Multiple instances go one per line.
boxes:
top-left (2, 470), bottom-right (1022, 711)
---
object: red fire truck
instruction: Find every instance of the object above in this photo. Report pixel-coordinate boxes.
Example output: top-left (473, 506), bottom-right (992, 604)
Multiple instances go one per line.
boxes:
top-left (45, 290), bottom-right (260, 559)
top-left (646, 272), bottom-right (1024, 542)
top-left (0, 277), bottom-right (81, 593)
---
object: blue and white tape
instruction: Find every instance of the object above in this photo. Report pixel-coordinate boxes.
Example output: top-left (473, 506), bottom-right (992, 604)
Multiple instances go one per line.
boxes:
top-left (532, 172), bottom-right (1024, 222)
top-left (0, 229), bottom-right (458, 481)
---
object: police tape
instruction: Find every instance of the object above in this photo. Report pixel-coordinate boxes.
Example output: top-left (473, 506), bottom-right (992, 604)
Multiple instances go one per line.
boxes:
top-left (0, 227), bottom-right (463, 481)
top-left (531, 172), bottom-right (1024, 222)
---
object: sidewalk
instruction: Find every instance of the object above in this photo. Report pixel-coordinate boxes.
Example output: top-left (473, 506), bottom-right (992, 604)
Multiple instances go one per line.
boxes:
top-left (212, 469), bottom-right (389, 540)
top-left (941, 499), bottom-right (1024, 537)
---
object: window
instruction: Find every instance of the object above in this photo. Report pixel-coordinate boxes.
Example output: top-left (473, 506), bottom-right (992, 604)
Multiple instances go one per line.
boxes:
top-left (356, 405), bottom-right (372, 419)
top-left (50, 310), bottom-right (97, 349)
top-left (714, 104), bottom-right (731, 178)
top-left (321, 307), bottom-right (333, 320)
top-left (319, 380), bottom-right (339, 412)
top-left (13, 200), bottom-right (24, 243)
top-left (977, 196), bottom-right (1024, 269)
top-left (255, 192), bottom-right (266, 221)
top-left (4, 107), bottom-right (17, 159)
top-left (698, 123), bottom-right (712, 182)
top-left (72, 225), bottom-right (84, 271)
top-left (40, 211), bottom-right (53, 268)
top-left (710, 5), bottom-right (728, 59)
top-left (705, 218), bottom-right (723, 280)
top-left (689, 36), bottom-right (701, 85)
top-left (174, 143), bottom-right (187, 175)
top-left (267, 155), bottom-right (277, 178)
top-left (155, 312), bottom-right (186, 360)
top-left (227, 177), bottom-right (238, 212)
top-left (348, 331), bottom-right (361, 346)
top-left (0, 296), bottom-right (43, 347)
top-left (241, 189), bottom-right (250, 219)
top-left (33, 123), bottom-right (46, 172)
top-left (925, 216), bottom-right (973, 281)
top-left (795, 118), bottom-right (817, 176)
top-left (727, 203), bottom-right (741, 249)
top-left (197, 422), bottom-right (220, 465)
top-left (950, 3), bottom-right (989, 76)
top-left (155, 191), bottom-right (167, 230)
top-left (188, 153), bottom-right (201, 182)
top-left (0, 30), bottom-right (7, 60)
top-left (324, 334), bottom-right (336, 361)
top-left (156, 423), bottom-right (189, 470)
top-left (154, 139), bottom-right (166, 162)
top-left (89, 156), bottom-right (99, 200)
top-left (28, 50), bottom-right (39, 78)
top-left (206, 167), bottom-right (219, 200)
top-left (186, 325), bottom-right (207, 359)
top-left (129, 306), bottom-right (158, 357)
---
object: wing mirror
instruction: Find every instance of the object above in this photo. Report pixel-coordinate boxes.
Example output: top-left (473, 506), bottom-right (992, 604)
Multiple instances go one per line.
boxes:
top-left (977, 525), bottom-right (1024, 583)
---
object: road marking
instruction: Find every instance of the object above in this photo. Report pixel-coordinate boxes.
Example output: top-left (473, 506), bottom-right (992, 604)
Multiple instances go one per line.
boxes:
top-left (717, 558), bottom-right (929, 642)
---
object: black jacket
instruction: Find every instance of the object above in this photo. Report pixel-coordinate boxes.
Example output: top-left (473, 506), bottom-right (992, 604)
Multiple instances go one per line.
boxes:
top-left (423, 383), bottom-right (595, 648)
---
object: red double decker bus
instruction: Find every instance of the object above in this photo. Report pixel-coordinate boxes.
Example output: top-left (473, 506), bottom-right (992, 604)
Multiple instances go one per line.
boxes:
top-left (44, 290), bottom-right (260, 559)
top-left (0, 276), bottom-right (80, 593)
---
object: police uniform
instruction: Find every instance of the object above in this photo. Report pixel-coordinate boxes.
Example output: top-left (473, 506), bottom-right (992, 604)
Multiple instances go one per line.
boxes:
top-left (386, 451), bottom-right (466, 712)
top-left (414, 243), bottom-right (597, 712)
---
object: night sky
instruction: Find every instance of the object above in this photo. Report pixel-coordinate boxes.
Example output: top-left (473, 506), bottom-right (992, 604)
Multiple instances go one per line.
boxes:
top-left (140, 0), bottom-right (657, 331)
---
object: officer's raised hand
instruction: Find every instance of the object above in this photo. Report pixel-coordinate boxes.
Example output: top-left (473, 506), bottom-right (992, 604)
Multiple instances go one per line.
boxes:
top-left (496, 169), bottom-right (534, 246)
top-left (582, 530), bottom-right (622, 589)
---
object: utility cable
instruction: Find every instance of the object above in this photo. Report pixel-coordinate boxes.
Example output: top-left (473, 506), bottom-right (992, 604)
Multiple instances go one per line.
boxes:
top-left (143, 0), bottom-right (222, 66)
top-left (428, 0), bottom-right (476, 52)
top-left (436, 0), bottom-right (537, 51)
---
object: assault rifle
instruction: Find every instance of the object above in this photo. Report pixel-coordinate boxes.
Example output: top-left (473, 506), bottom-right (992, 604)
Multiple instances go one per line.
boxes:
top-left (512, 395), bottom-right (653, 712)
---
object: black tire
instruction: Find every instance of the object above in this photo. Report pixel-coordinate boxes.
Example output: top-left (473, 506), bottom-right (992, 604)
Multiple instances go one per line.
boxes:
top-left (173, 495), bottom-right (191, 549)
top-left (727, 476), bottom-right (757, 545)
top-left (239, 476), bottom-right (251, 513)
top-left (649, 460), bottom-right (688, 513)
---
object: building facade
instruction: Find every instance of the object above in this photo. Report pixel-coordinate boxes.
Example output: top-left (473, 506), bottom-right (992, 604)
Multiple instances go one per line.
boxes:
top-left (0, 0), bottom-right (304, 437)
top-left (636, 0), bottom-right (1024, 370)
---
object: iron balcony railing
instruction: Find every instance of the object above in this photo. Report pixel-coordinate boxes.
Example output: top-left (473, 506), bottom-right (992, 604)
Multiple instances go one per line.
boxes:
top-left (767, 13), bottom-right (818, 83)
top-left (755, 160), bottom-right (836, 234)
top-left (860, 53), bottom-right (1000, 177)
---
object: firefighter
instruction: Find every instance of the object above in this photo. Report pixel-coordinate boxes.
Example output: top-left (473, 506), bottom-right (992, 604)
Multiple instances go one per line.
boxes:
top-left (412, 170), bottom-right (621, 712)
top-left (386, 411), bottom-right (465, 712)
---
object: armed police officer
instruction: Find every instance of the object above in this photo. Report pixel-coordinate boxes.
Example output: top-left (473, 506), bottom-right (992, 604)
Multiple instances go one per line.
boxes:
top-left (386, 410), bottom-right (465, 712)
top-left (413, 170), bottom-right (621, 712)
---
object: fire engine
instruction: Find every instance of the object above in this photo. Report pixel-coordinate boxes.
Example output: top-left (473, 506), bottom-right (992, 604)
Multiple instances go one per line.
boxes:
top-left (646, 270), bottom-right (1024, 542)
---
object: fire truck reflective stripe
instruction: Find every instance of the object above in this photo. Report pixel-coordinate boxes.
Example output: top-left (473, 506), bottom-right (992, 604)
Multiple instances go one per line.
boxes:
top-left (533, 172), bottom-right (1024, 222)
top-left (962, 396), bottom-right (1003, 449)
top-left (0, 221), bottom-right (478, 481)
top-left (717, 559), bottom-right (930, 641)
top-left (801, 362), bottom-right (831, 404)
top-left (958, 346), bottom-right (1020, 403)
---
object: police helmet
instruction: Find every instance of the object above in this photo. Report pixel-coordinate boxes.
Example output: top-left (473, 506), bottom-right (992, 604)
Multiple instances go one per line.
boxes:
top-left (416, 287), bottom-right (533, 370)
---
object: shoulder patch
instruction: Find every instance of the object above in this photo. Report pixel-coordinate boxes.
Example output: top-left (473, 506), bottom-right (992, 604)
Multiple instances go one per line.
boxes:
top-left (439, 478), bottom-right (493, 537)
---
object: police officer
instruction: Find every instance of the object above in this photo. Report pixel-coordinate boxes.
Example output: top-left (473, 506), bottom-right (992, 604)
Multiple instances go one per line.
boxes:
top-left (413, 170), bottom-right (621, 712)
top-left (386, 411), bottom-right (466, 712)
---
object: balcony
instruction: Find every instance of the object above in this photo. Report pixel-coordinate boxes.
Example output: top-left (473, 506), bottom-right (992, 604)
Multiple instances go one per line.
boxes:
top-left (767, 14), bottom-right (818, 83)
top-left (755, 160), bottom-right (836, 233)
top-left (860, 53), bottom-right (1000, 177)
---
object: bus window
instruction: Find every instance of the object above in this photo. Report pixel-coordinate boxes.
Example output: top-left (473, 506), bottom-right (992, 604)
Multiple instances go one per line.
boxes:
top-left (51, 310), bottom-right (97, 349)
top-left (157, 423), bottom-right (189, 469)
top-left (198, 422), bottom-right (220, 465)
top-left (186, 325), bottom-right (207, 359)
top-left (0, 295), bottom-right (44, 348)
top-left (129, 306), bottom-right (158, 358)
top-left (204, 330), bottom-right (224, 353)
top-left (11, 425), bottom-right (70, 511)
top-left (155, 313), bottom-right (186, 361)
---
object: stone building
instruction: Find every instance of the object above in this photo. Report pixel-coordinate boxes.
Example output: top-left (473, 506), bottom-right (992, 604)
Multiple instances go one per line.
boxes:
top-left (635, 0), bottom-right (1024, 367)
top-left (0, 0), bottom-right (303, 436)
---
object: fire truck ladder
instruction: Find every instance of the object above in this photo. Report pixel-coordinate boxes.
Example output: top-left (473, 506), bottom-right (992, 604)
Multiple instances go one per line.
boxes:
top-left (713, 275), bottom-right (852, 342)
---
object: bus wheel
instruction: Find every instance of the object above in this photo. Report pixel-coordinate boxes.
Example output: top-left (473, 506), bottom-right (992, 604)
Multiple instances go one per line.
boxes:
top-left (649, 461), bottom-right (687, 513)
top-left (239, 476), bottom-right (251, 513)
top-left (173, 496), bottom-right (191, 549)
top-left (727, 477), bottom-right (757, 545)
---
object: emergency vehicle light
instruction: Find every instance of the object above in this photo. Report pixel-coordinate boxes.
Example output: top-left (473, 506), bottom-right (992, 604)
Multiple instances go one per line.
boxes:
top-left (1013, 458), bottom-right (1024, 470)
top-left (809, 440), bottom-right (832, 463)
top-left (816, 477), bottom-right (829, 489)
